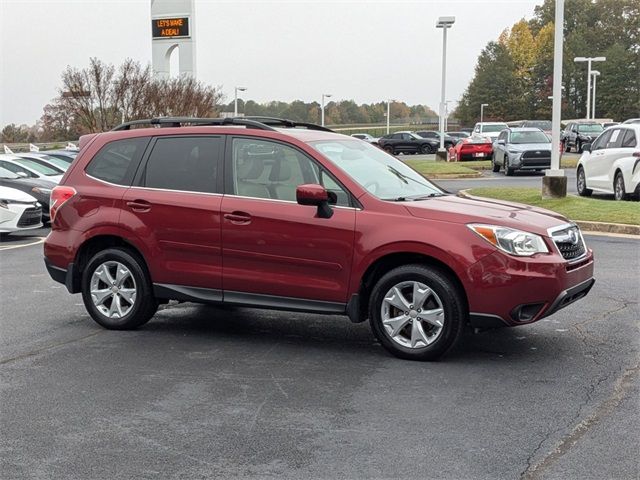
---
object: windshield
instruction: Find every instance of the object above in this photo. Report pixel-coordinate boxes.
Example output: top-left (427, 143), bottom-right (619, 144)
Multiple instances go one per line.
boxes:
top-left (0, 166), bottom-right (19, 179)
top-left (15, 158), bottom-right (62, 176)
top-left (481, 124), bottom-right (508, 133)
top-left (510, 131), bottom-right (551, 144)
top-left (525, 121), bottom-right (552, 130)
top-left (309, 139), bottom-right (443, 200)
top-left (578, 124), bottom-right (604, 133)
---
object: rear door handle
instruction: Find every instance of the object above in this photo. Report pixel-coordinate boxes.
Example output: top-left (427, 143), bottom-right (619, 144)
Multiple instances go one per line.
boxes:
top-left (224, 211), bottom-right (252, 224)
top-left (126, 200), bottom-right (151, 212)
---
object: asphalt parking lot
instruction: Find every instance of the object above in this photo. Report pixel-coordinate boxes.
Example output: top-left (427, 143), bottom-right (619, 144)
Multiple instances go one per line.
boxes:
top-left (1, 202), bottom-right (639, 479)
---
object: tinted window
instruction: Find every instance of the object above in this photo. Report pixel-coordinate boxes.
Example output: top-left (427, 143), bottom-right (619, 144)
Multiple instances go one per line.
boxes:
top-left (577, 124), bottom-right (604, 134)
top-left (231, 138), bottom-right (349, 206)
top-left (143, 136), bottom-right (221, 193)
top-left (0, 161), bottom-right (36, 178)
top-left (621, 129), bottom-right (637, 148)
top-left (86, 137), bottom-right (148, 185)
top-left (606, 129), bottom-right (624, 149)
top-left (392, 134), bottom-right (402, 140)
top-left (591, 130), bottom-right (612, 151)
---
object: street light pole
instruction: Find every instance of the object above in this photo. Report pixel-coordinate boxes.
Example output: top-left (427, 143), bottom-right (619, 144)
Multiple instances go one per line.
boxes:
top-left (321, 93), bottom-right (332, 126)
top-left (574, 56), bottom-right (605, 119)
top-left (436, 16), bottom-right (455, 157)
top-left (480, 103), bottom-right (489, 125)
top-left (234, 86), bottom-right (247, 117)
top-left (386, 99), bottom-right (394, 134)
top-left (591, 70), bottom-right (600, 119)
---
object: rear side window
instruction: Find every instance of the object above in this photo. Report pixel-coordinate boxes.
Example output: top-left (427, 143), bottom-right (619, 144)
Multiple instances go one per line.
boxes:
top-left (621, 129), bottom-right (637, 148)
top-left (143, 136), bottom-right (221, 194)
top-left (86, 137), bottom-right (148, 185)
top-left (606, 129), bottom-right (624, 149)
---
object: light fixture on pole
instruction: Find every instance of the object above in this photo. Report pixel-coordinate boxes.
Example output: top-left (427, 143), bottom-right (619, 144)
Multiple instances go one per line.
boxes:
top-left (480, 103), bottom-right (489, 124)
top-left (436, 16), bottom-right (455, 157)
top-left (386, 99), bottom-right (395, 134)
top-left (234, 86), bottom-right (247, 117)
top-left (591, 70), bottom-right (600, 119)
top-left (574, 56), bottom-right (605, 119)
top-left (321, 93), bottom-right (332, 126)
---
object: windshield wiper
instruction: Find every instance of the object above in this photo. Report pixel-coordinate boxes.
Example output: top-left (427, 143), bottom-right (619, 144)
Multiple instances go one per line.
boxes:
top-left (382, 193), bottom-right (446, 202)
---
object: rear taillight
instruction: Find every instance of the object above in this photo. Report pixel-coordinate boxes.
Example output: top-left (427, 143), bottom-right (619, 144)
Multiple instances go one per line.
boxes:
top-left (633, 151), bottom-right (640, 158)
top-left (50, 186), bottom-right (76, 221)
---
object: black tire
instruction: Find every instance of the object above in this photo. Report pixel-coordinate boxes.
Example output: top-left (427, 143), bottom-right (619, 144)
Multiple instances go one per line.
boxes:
top-left (421, 144), bottom-right (434, 154)
top-left (504, 158), bottom-right (514, 176)
top-left (492, 157), bottom-right (500, 172)
top-left (384, 145), bottom-right (395, 155)
top-left (577, 140), bottom-right (583, 154)
top-left (577, 166), bottom-right (592, 197)
top-left (369, 264), bottom-right (466, 361)
top-left (614, 171), bottom-right (627, 201)
top-left (81, 247), bottom-right (158, 330)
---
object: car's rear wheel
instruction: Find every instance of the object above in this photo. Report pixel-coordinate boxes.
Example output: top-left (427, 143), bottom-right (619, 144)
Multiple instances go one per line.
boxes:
top-left (421, 144), bottom-right (434, 155)
top-left (492, 156), bottom-right (500, 172)
top-left (614, 171), bottom-right (627, 201)
top-left (577, 166), bottom-right (592, 197)
top-left (384, 145), bottom-right (395, 155)
top-left (82, 248), bottom-right (158, 330)
top-left (369, 264), bottom-right (465, 361)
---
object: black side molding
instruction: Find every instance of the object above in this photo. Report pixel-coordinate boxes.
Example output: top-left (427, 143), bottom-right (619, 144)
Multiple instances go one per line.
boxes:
top-left (468, 313), bottom-right (508, 329)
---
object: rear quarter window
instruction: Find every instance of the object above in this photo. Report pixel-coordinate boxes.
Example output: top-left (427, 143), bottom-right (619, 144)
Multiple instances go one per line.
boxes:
top-left (85, 137), bottom-right (149, 185)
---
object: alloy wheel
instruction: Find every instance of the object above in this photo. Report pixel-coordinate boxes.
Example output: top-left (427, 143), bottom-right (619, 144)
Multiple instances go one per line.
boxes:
top-left (380, 281), bottom-right (445, 349)
top-left (90, 261), bottom-right (137, 318)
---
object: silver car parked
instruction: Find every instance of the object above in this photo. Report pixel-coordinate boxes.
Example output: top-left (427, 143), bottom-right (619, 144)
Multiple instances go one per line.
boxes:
top-left (492, 128), bottom-right (552, 176)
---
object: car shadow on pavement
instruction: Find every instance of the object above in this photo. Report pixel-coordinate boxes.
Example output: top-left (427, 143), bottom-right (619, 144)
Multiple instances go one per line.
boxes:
top-left (137, 303), bottom-right (572, 364)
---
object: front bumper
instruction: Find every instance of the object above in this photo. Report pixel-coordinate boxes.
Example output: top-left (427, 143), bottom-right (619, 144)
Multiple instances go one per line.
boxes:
top-left (466, 248), bottom-right (595, 327)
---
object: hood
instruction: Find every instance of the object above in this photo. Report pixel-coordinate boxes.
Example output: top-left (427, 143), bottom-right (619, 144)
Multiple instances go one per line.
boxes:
top-left (404, 194), bottom-right (568, 236)
top-left (507, 143), bottom-right (551, 152)
top-left (0, 185), bottom-right (38, 202)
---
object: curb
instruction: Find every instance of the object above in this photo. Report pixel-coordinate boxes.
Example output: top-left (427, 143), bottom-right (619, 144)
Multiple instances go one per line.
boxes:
top-left (428, 173), bottom-right (482, 179)
top-left (457, 189), bottom-right (640, 237)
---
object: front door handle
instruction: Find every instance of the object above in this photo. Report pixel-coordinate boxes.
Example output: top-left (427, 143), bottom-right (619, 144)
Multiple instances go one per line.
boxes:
top-left (224, 211), bottom-right (252, 224)
top-left (126, 200), bottom-right (151, 213)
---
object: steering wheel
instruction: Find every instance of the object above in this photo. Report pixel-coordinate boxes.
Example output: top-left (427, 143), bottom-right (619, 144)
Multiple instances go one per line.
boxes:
top-left (363, 181), bottom-right (380, 194)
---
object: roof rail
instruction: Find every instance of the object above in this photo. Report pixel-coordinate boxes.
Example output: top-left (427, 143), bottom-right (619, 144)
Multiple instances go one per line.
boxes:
top-left (111, 116), bottom-right (334, 133)
top-left (111, 117), bottom-right (278, 132)
top-left (242, 117), bottom-right (334, 132)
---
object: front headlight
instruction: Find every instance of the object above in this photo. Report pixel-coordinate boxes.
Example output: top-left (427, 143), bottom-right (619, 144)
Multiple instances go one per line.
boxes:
top-left (468, 224), bottom-right (549, 256)
top-left (32, 187), bottom-right (52, 195)
top-left (508, 149), bottom-right (521, 155)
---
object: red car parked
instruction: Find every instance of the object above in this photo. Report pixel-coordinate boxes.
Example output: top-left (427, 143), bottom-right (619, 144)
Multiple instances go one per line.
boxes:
top-left (44, 117), bottom-right (594, 361)
top-left (448, 136), bottom-right (494, 161)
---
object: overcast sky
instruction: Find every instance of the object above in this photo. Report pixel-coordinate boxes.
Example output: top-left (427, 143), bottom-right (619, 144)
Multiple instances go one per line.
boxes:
top-left (0, 0), bottom-right (543, 126)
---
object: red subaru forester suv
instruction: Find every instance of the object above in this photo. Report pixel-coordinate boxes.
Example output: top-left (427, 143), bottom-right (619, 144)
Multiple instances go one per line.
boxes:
top-left (44, 117), bottom-right (595, 361)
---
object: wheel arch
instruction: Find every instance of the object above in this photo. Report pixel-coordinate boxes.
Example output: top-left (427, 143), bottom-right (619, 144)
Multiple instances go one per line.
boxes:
top-left (349, 251), bottom-right (468, 323)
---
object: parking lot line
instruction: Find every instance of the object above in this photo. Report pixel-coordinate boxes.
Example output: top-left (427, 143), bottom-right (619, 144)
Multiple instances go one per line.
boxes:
top-left (0, 237), bottom-right (46, 251)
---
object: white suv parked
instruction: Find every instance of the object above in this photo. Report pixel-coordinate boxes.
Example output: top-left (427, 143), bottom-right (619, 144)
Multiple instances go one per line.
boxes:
top-left (577, 124), bottom-right (640, 201)
top-left (472, 122), bottom-right (509, 141)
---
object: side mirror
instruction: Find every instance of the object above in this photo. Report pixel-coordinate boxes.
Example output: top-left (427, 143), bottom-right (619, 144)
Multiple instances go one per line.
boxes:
top-left (296, 184), bottom-right (333, 218)
top-left (582, 143), bottom-right (592, 153)
top-left (497, 139), bottom-right (506, 145)
top-left (16, 171), bottom-right (28, 178)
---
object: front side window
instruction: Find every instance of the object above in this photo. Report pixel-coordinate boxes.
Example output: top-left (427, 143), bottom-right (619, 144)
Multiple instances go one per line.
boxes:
top-left (310, 139), bottom-right (443, 200)
top-left (231, 137), bottom-right (349, 206)
top-left (591, 130), bottom-right (612, 151)
top-left (86, 137), bottom-right (148, 185)
top-left (143, 136), bottom-right (221, 194)
top-left (0, 161), bottom-right (36, 178)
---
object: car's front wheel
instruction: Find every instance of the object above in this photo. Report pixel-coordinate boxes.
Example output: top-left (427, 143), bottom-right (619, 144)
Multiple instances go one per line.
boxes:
top-left (81, 248), bottom-right (158, 330)
top-left (614, 171), bottom-right (627, 201)
top-left (577, 166), bottom-right (592, 197)
top-left (369, 264), bottom-right (465, 361)
top-left (492, 156), bottom-right (500, 172)
top-left (421, 144), bottom-right (434, 154)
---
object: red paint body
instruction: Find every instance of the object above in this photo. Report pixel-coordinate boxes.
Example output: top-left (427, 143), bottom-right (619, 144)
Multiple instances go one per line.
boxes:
top-left (449, 137), bottom-right (494, 161)
top-left (45, 127), bottom-right (594, 326)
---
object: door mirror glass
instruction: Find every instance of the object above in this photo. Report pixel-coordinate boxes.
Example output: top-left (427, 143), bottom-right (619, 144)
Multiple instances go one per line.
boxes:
top-left (497, 139), bottom-right (506, 145)
top-left (16, 171), bottom-right (28, 178)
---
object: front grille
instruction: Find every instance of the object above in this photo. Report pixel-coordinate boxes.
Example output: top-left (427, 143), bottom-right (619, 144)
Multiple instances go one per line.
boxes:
top-left (551, 225), bottom-right (586, 261)
top-left (17, 207), bottom-right (42, 227)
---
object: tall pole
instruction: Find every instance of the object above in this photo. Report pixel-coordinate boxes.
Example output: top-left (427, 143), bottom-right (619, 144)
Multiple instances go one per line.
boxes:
top-left (480, 103), bottom-right (488, 125)
top-left (436, 17), bottom-right (454, 155)
top-left (386, 100), bottom-right (391, 134)
top-left (586, 59), bottom-right (592, 120)
top-left (591, 70), bottom-right (600, 119)
top-left (234, 86), bottom-right (247, 117)
top-left (321, 93), bottom-right (332, 127)
top-left (550, 0), bottom-right (564, 173)
top-left (439, 26), bottom-right (448, 152)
